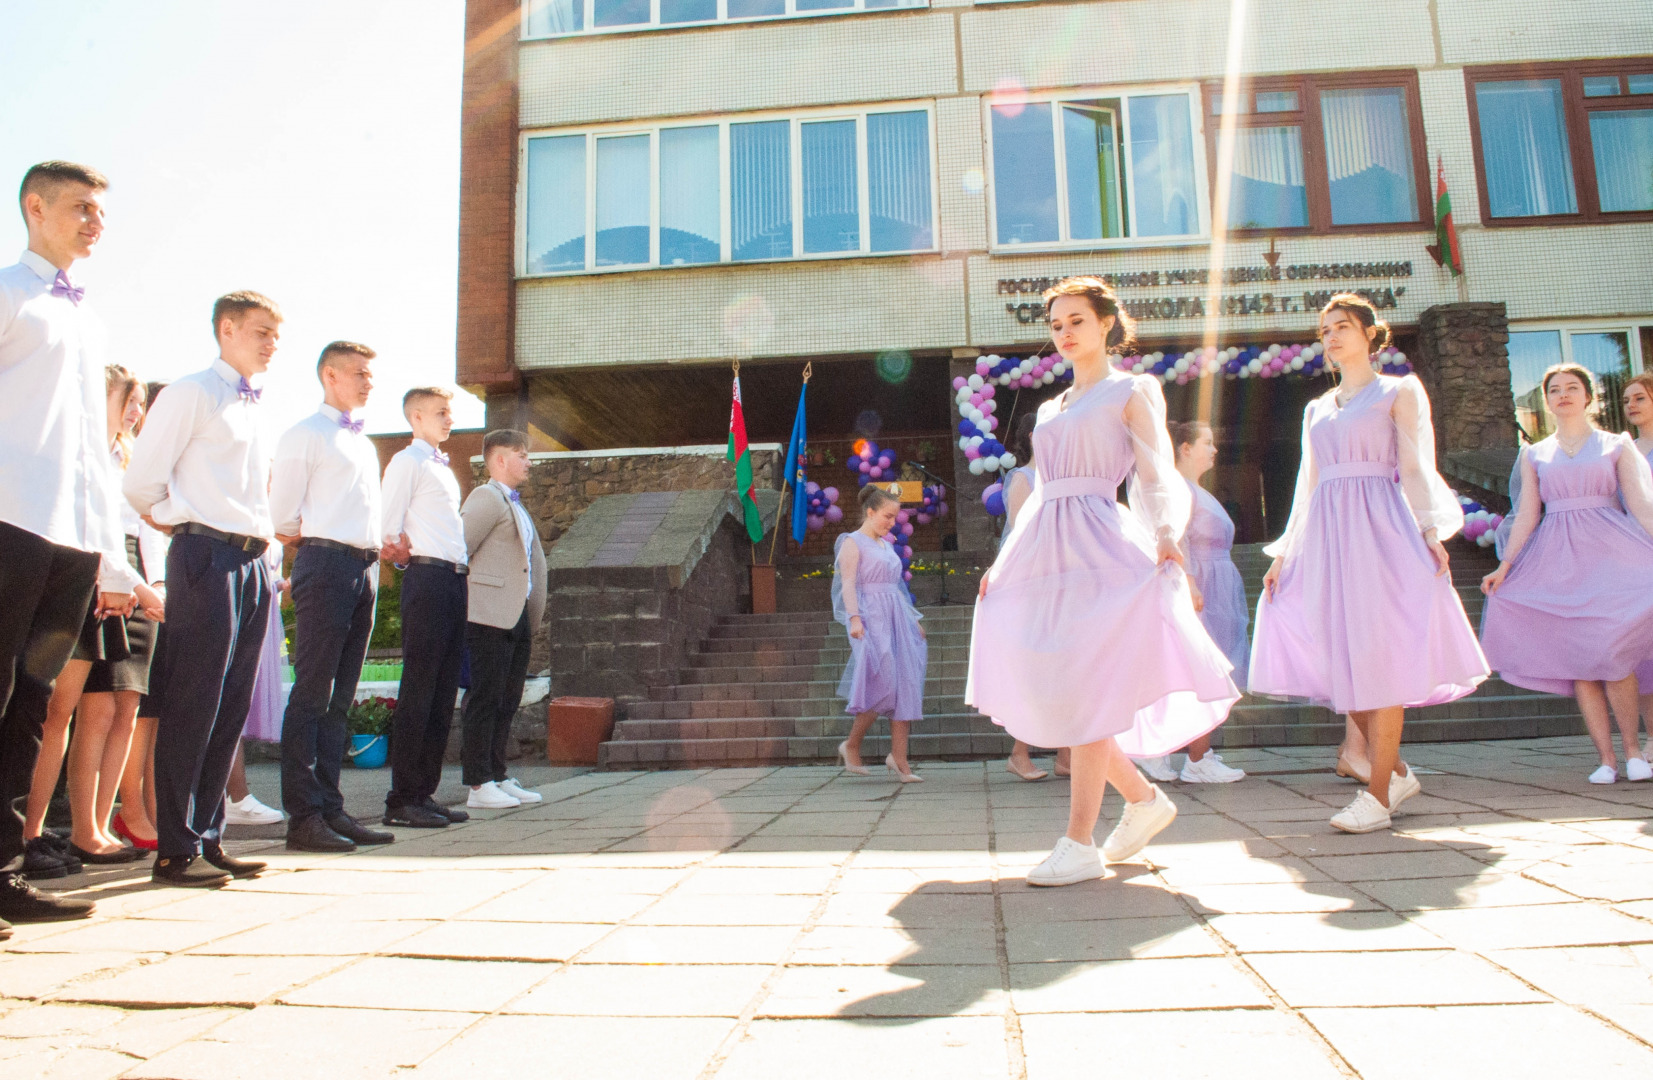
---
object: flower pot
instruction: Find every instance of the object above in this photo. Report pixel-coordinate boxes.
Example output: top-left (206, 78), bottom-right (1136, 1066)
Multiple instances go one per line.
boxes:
top-left (348, 733), bottom-right (388, 769)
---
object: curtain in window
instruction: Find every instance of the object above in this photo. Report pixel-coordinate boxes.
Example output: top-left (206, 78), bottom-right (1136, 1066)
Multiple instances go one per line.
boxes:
top-left (1475, 80), bottom-right (1578, 218)
top-left (593, 0), bottom-right (648, 26)
top-left (1574, 331), bottom-right (1636, 432)
top-left (660, 127), bottom-right (720, 265)
top-left (868, 111), bottom-right (932, 252)
top-left (802, 121), bottom-right (859, 253)
top-left (732, 121), bottom-right (792, 261)
top-left (1590, 110), bottom-right (1653, 213)
top-left (661, 0), bottom-right (716, 22)
top-left (1127, 94), bottom-right (1198, 237)
top-left (992, 104), bottom-right (1058, 244)
top-left (595, 135), bottom-right (650, 267)
top-left (1321, 87), bottom-right (1418, 225)
top-left (1228, 125), bottom-right (1307, 228)
top-left (526, 135), bottom-right (586, 272)
top-left (526, 0), bottom-right (582, 34)
top-left (1506, 330), bottom-right (1564, 440)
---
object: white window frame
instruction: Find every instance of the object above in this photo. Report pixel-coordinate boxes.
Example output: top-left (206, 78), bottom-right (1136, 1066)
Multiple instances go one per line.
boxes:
top-left (1507, 318), bottom-right (1649, 371)
top-left (521, 0), bottom-right (927, 40)
top-left (984, 83), bottom-right (1213, 253)
top-left (518, 102), bottom-right (941, 278)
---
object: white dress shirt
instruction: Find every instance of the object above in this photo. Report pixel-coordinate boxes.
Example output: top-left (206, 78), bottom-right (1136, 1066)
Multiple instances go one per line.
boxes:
top-left (0, 249), bottom-right (131, 591)
top-left (491, 479), bottom-right (535, 563)
top-left (124, 359), bottom-right (273, 539)
top-left (380, 438), bottom-right (467, 564)
top-left (269, 404), bottom-right (384, 550)
top-left (112, 445), bottom-right (168, 586)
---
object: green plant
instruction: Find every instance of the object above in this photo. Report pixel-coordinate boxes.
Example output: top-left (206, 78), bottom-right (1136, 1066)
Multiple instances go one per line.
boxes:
top-left (370, 567), bottom-right (403, 650)
top-left (347, 695), bottom-right (396, 737)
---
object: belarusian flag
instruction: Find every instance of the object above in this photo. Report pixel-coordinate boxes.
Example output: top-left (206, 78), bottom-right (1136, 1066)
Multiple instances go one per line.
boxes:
top-left (727, 371), bottom-right (764, 542)
top-left (1431, 156), bottom-right (1463, 277)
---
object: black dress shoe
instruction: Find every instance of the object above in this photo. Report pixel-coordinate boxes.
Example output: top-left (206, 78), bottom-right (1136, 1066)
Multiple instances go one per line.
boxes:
top-left (151, 855), bottom-right (231, 888)
top-left (69, 842), bottom-right (139, 865)
top-left (0, 872), bottom-right (95, 921)
top-left (285, 815), bottom-right (356, 853)
top-left (22, 837), bottom-right (73, 880)
top-left (382, 803), bottom-right (449, 829)
top-left (203, 845), bottom-right (266, 878)
top-left (324, 813), bottom-right (394, 845)
top-left (422, 797), bottom-right (468, 823)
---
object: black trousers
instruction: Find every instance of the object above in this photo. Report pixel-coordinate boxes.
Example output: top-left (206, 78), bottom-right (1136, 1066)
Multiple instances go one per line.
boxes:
top-left (386, 563), bottom-right (467, 809)
top-left (461, 606), bottom-right (532, 787)
top-left (280, 545), bottom-right (376, 822)
top-left (153, 532), bottom-right (272, 859)
top-left (0, 523), bottom-right (100, 874)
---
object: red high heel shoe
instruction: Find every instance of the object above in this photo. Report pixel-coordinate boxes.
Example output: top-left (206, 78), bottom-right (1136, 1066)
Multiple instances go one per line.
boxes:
top-left (112, 813), bottom-right (157, 851)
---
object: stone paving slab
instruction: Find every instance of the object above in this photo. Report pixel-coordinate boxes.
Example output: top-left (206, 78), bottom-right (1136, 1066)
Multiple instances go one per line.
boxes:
top-left (3, 735), bottom-right (1653, 1077)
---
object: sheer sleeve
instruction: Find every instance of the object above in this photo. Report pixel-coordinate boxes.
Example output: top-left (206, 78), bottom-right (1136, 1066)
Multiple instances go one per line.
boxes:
top-left (1496, 448), bottom-right (1542, 564)
top-left (1614, 433), bottom-right (1653, 540)
top-left (830, 532), bottom-right (858, 626)
top-left (1262, 400), bottom-right (1320, 560)
top-left (1123, 376), bottom-right (1193, 542)
top-left (1493, 449), bottom-right (1526, 560)
top-left (1391, 374), bottom-right (1464, 542)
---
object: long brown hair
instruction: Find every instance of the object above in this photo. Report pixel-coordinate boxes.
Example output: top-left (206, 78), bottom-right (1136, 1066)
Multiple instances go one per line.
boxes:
top-left (1541, 362), bottom-right (1600, 423)
top-left (1319, 292), bottom-right (1393, 353)
top-left (1042, 277), bottom-right (1138, 355)
top-left (105, 364), bottom-right (144, 467)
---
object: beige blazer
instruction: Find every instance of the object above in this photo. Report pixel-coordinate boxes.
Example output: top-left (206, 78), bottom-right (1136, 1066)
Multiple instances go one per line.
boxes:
top-left (461, 482), bottom-right (547, 631)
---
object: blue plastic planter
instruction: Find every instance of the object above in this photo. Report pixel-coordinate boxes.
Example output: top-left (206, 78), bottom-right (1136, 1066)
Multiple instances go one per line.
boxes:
top-left (349, 733), bottom-right (388, 769)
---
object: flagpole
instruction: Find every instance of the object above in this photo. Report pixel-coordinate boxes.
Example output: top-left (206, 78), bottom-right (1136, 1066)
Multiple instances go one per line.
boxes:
top-left (766, 362), bottom-right (812, 566)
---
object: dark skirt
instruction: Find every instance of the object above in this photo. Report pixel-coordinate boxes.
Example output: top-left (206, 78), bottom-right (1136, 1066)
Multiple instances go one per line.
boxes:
top-left (84, 535), bottom-right (154, 695)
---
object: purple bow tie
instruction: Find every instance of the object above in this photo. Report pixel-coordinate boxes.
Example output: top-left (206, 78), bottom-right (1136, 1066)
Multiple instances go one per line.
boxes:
top-left (50, 270), bottom-right (84, 306)
top-left (338, 412), bottom-right (364, 434)
top-left (237, 377), bottom-right (262, 404)
top-left (508, 488), bottom-right (521, 504)
top-left (432, 449), bottom-right (450, 467)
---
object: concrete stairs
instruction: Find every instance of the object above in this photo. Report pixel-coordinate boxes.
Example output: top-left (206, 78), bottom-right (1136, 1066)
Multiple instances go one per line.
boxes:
top-left (597, 543), bottom-right (1583, 769)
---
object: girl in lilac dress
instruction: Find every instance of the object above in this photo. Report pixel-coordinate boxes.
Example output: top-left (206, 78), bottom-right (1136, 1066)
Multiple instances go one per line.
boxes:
top-left (1252, 294), bottom-right (1488, 834)
top-left (1622, 373), bottom-right (1653, 764)
top-left (834, 484), bottom-right (928, 782)
top-left (1482, 364), bottom-right (1653, 785)
top-left (969, 278), bottom-right (1238, 886)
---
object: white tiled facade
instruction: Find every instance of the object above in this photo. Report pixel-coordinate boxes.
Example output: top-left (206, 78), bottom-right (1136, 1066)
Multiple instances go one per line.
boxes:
top-left (513, 0), bottom-right (1653, 370)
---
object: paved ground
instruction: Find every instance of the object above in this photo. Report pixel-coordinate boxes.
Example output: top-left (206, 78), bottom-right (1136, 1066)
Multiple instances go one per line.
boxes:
top-left (4, 735), bottom-right (1653, 1078)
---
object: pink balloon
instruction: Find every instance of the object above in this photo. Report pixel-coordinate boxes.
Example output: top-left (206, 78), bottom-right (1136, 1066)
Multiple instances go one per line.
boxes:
top-left (896, 510), bottom-right (911, 524)
top-left (969, 393), bottom-right (983, 407)
top-left (858, 461), bottom-right (871, 473)
top-left (902, 546), bottom-right (913, 559)
top-left (868, 466), bottom-right (883, 478)
top-left (981, 385), bottom-right (995, 399)
top-left (903, 570), bottom-right (913, 581)
top-left (806, 516), bottom-right (824, 532)
top-left (952, 376), bottom-right (967, 389)
top-left (916, 512), bottom-right (932, 524)
top-left (822, 486), bottom-right (838, 502)
top-left (1019, 375), bottom-right (1035, 388)
top-left (963, 445), bottom-right (979, 460)
top-left (975, 362), bottom-right (990, 376)
top-left (937, 502), bottom-right (948, 517)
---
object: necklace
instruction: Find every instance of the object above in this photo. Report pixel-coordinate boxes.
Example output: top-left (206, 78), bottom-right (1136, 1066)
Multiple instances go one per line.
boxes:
top-left (1555, 429), bottom-right (1591, 457)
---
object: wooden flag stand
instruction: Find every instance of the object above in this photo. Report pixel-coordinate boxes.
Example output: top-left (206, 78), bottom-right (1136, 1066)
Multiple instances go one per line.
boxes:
top-left (749, 362), bottom-right (812, 615)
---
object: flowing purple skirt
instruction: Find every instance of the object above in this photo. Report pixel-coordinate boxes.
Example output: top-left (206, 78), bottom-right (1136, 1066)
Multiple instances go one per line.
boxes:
top-left (1250, 475), bottom-right (1488, 712)
top-left (242, 601), bottom-right (286, 742)
top-left (1482, 505), bottom-right (1653, 696)
top-left (1189, 549), bottom-right (1250, 693)
top-left (838, 582), bottom-right (927, 721)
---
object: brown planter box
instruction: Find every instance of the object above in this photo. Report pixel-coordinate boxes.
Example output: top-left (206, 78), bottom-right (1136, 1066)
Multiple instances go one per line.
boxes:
top-left (546, 696), bottom-right (615, 765)
top-left (750, 564), bottom-right (777, 614)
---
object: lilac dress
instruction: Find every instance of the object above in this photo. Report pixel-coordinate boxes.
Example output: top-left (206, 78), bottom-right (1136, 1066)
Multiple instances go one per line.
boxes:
top-left (967, 373), bottom-right (1238, 755)
top-left (1186, 479), bottom-right (1250, 692)
top-left (833, 531), bottom-right (928, 720)
top-left (1250, 375), bottom-right (1488, 711)
top-left (1481, 431), bottom-right (1653, 696)
top-left (242, 544), bottom-right (287, 742)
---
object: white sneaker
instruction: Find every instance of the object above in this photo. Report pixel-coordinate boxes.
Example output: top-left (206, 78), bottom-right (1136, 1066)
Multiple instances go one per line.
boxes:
top-left (1180, 753), bottom-right (1245, 784)
top-left (1626, 758), bottom-right (1652, 782)
top-left (1387, 766), bottom-right (1422, 812)
top-left (1134, 755), bottom-right (1180, 782)
top-left (1026, 836), bottom-right (1104, 887)
top-left (1589, 764), bottom-right (1619, 785)
top-left (498, 778), bottom-right (543, 803)
top-left (1330, 791), bottom-right (1392, 834)
top-left (224, 794), bottom-right (284, 826)
top-left (1101, 785), bottom-right (1178, 863)
top-left (467, 781), bottom-right (521, 809)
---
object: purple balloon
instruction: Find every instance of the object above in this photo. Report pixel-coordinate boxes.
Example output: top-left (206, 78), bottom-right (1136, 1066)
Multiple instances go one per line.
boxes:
top-left (858, 461), bottom-right (872, 474)
top-left (901, 546), bottom-right (913, 559)
top-left (806, 515), bottom-right (824, 532)
top-left (952, 376), bottom-right (967, 389)
top-left (916, 512), bottom-right (932, 525)
top-left (896, 510), bottom-right (911, 523)
top-left (822, 486), bottom-right (838, 502)
top-left (937, 502), bottom-right (948, 517)
top-left (868, 466), bottom-right (882, 479)
top-left (805, 481), bottom-right (820, 495)
top-left (903, 570), bottom-right (913, 581)
top-left (824, 505), bottom-right (843, 523)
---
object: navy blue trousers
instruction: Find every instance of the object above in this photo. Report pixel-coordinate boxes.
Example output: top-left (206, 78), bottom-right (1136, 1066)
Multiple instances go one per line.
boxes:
top-left (153, 533), bottom-right (272, 859)
top-left (386, 563), bottom-right (467, 809)
top-left (280, 545), bottom-right (377, 822)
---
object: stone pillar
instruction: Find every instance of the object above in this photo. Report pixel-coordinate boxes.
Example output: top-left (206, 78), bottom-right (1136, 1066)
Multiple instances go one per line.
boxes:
top-left (947, 357), bottom-right (998, 556)
top-left (1411, 302), bottom-right (1517, 454)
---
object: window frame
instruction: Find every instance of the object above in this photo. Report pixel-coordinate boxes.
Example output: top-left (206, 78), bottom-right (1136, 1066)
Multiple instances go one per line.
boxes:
top-left (1506, 318), bottom-right (1651, 439)
top-left (1465, 58), bottom-right (1653, 227)
top-left (517, 102), bottom-right (941, 278)
top-left (520, 0), bottom-right (925, 40)
top-left (1200, 69), bottom-right (1431, 238)
top-left (983, 82), bottom-right (1214, 253)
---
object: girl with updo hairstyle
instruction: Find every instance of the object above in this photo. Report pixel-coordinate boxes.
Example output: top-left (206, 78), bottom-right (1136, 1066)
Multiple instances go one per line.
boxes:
top-left (1481, 363), bottom-right (1653, 784)
top-left (1251, 293), bottom-right (1488, 834)
top-left (968, 276), bottom-right (1239, 886)
top-left (833, 482), bottom-right (928, 782)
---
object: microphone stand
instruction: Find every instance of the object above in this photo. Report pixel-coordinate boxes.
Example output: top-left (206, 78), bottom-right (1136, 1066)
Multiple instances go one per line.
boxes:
top-left (904, 461), bottom-right (956, 606)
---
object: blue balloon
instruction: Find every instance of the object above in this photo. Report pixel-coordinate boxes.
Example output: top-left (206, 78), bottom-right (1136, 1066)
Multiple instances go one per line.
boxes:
top-left (958, 420), bottom-right (972, 435)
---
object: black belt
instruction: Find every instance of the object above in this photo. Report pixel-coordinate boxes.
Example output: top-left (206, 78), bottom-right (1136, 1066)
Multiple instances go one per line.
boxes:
top-left (173, 522), bottom-right (269, 557)
top-left (302, 537), bottom-right (379, 563)
top-left (407, 556), bottom-right (468, 576)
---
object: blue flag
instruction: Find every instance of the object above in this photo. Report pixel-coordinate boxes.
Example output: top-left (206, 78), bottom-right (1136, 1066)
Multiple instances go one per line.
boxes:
top-left (783, 379), bottom-right (809, 544)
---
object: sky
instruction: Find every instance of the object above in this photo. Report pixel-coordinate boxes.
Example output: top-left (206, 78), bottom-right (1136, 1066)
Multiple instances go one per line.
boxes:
top-left (0, 0), bottom-right (485, 434)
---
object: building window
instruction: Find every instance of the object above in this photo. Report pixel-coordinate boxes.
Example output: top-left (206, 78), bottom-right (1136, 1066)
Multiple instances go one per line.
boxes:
top-left (1467, 60), bottom-right (1653, 223)
top-left (523, 106), bottom-right (936, 275)
top-left (524, 0), bottom-right (922, 37)
top-left (1204, 72), bottom-right (1428, 234)
top-left (1507, 324), bottom-right (1650, 439)
top-left (989, 88), bottom-right (1205, 248)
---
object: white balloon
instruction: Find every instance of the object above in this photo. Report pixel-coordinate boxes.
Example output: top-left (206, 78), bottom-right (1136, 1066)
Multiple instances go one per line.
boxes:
top-left (1131, 362), bottom-right (1145, 374)
top-left (1162, 369), bottom-right (1176, 382)
top-left (1052, 361), bottom-right (1067, 375)
top-left (969, 435), bottom-right (983, 447)
top-left (1041, 371), bottom-right (1055, 384)
top-left (968, 374), bottom-right (984, 390)
top-left (999, 452), bottom-right (1017, 468)
top-left (1248, 358), bottom-right (1264, 373)
top-left (982, 457), bottom-right (1000, 472)
top-left (1268, 343), bottom-right (1282, 356)
top-left (958, 436), bottom-right (970, 450)
top-left (1290, 356), bottom-right (1304, 370)
top-left (1237, 366), bottom-right (1250, 378)
top-left (968, 457), bottom-right (986, 475)
top-left (1174, 357), bottom-right (1189, 373)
